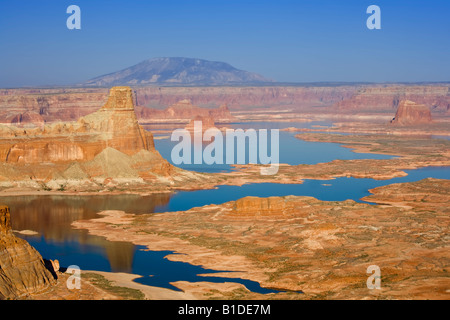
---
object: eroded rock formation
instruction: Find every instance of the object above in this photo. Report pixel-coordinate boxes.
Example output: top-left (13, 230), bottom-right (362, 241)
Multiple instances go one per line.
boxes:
top-left (232, 196), bottom-right (296, 217)
top-left (0, 205), bottom-right (56, 299)
top-left (334, 85), bottom-right (450, 114)
top-left (0, 87), bottom-right (155, 164)
top-left (0, 86), bottom-right (182, 190)
top-left (390, 100), bottom-right (433, 125)
top-left (72, 178), bottom-right (450, 299)
top-left (1, 85), bottom-right (448, 125)
top-left (136, 99), bottom-right (235, 123)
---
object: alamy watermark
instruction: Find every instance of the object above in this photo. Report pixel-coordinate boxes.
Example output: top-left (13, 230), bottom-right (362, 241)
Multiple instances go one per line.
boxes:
top-left (367, 5), bottom-right (381, 30)
top-left (66, 5), bottom-right (81, 30)
top-left (66, 265), bottom-right (81, 290)
top-left (171, 121), bottom-right (280, 175)
top-left (366, 265), bottom-right (381, 289)
top-left (66, 5), bottom-right (380, 31)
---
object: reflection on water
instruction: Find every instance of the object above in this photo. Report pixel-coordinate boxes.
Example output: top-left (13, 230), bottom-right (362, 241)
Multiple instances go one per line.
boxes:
top-left (2, 166), bottom-right (448, 292)
top-left (5, 194), bottom-right (171, 273)
top-left (1, 119), bottom-right (448, 293)
top-left (4, 194), bottom-right (280, 293)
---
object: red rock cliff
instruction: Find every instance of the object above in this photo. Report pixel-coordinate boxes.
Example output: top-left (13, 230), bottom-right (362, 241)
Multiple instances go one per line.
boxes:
top-left (390, 100), bottom-right (433, 125)
top-left (0, 86), bottom-right (177, 187)
top-left (0, 86), bottom-right (155, 164)
top-left (0, 205), bottom-right (56, 299)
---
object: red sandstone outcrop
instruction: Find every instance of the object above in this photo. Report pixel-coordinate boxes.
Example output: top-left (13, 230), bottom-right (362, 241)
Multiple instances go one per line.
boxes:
top-left (8, 111), bottom-right (45, 128)
top-left (231, 196), bottom-right (297, 217)
top-left (390, 100), bottom-right (433, 125)
top-left (0, 86), bottom-right (179, 188)
top-left (0, 205), bottom-right (56, 299)
top-left (0, 88), bottom-right (109, 125)
top-left (0, 87), bottom-right (155, 164)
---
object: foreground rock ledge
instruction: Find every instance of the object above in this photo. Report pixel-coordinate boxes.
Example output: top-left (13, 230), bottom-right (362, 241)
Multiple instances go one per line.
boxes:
top-left (0, 205), bottom-right (56, 299)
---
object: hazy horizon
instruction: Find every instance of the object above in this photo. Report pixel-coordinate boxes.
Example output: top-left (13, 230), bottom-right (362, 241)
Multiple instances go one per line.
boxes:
top-left (1, 0), bottom-right (449, 87)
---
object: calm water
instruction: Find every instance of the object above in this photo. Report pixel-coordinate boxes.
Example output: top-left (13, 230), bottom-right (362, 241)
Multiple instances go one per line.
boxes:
top-left (5, 166), bottom-right (449, 293)
top-left (154, 121), bottom-right (393, 173)
top-left (3, 120), bottom-right (449, 294)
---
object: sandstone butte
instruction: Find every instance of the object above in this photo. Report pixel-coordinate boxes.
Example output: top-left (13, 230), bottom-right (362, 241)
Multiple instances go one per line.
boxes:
top-left (0, 86), bottom-right (202, 191)
top-left (390, 100), bottom-right (433, 126)
top-left (0, 205), bottom-right (57, 299)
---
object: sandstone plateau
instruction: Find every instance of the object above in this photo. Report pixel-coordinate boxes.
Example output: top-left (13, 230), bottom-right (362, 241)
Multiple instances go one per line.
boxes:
top-left (390, 100), bottom-right (433, 125)
top-left (136, 99), bottom-right (235, 123)
top-left (334, 85), bottom-right (450, 114)
top-left (1, 85), bottom-right (449, 127)
top-left (0, 86), bottom-right (206, 192)
top-left (0, 205), bottom-right (56, 299)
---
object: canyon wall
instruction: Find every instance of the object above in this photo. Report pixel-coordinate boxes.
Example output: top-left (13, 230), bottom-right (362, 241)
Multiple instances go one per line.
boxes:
top-left (136, 99), bottom-right (235, 123)
top-left (0, 86), bottom-right (178, 188)
top-left (0, 85), bottom-right (448, 127)
top-left (334, 85), bottom-right (450, 114)
top-left (0, 87), bottom-right (154, 164)
top-left (133, 86), bottom-right (356, 109)
top-left (0, 88), bottom-right (109, 125)
top-left (0, 205), bottom-right (56, 299)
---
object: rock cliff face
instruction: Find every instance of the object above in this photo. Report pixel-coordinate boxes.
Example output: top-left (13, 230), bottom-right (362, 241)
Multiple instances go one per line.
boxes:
top-left (8, 111), bottom-right (45, 128)
top-left (0, 86), bottom-right (356, 125)
top-left (0, 87), bottom-right (154, 164)
top-left (231, 196), bottom-right (296, 217)
top-left (135, 86), bottom-right (356, 110)
top-left (0, 87), bottom-right (178, 189)
top-left (136, 99), bottom-right (235, 123)
top-left (390, 100), bottom-right (433, 125)
top-left (0, 85), bottom-right (448, 126)
top-left (0, 88), bottom-right (109, 125)
top-left (0, 205), bottom-right (56, 299)
top-left (334, 85), bottom-right (450, 114)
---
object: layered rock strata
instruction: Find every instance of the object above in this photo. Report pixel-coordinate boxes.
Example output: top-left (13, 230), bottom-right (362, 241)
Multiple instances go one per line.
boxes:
top-left (0, 205), bottom-right (56, 299)
top-left (390, 100), bottom-right (433, 125)
top-left (334, 85), bottom-right (450, 114)
top-left (0, 87), bottom-right (178, 189)
top-left (136, 99), bottom-right (235, 123)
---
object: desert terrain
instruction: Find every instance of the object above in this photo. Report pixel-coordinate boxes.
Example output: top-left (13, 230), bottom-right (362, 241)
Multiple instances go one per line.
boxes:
top-left (0, 84), bottom-right (449, 300)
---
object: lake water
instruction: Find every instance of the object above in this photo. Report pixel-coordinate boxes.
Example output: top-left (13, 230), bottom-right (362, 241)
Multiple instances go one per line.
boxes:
top-left (153, 121), bottom-right (393, 173)
top-left (3, 121), bottom-right (449, 294)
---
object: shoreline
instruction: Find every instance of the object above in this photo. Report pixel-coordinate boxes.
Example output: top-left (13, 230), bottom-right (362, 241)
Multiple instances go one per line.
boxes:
top-left (69, 177), bottom-right (450, 300)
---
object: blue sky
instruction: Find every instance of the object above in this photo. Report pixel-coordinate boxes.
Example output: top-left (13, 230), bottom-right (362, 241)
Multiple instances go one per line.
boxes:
top-left (0, 0), bottom-right (449, 87)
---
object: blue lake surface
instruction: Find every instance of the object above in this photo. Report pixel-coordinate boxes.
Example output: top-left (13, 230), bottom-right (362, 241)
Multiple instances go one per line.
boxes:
top-left (154, 121), bottom-right (393, 173)
top-left (4, 120), bottom-right (449, 294)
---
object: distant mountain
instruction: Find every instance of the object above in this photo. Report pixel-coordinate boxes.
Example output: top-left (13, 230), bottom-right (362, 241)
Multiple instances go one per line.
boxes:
top-left (83, 57), bottom-right (272, 87)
